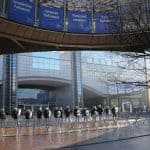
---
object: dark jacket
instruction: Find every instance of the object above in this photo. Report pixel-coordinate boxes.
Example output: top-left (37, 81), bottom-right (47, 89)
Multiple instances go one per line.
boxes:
top-left (37, 110), bottom-right (42, 119)
top-left (12, 109), bottom-right (18, 119)
top-left (0, 110), bottom-right (6, 120)
top-left (64, 108), bottom-right (71, 118)
top-left (97, 107), bottom-right (103, 115)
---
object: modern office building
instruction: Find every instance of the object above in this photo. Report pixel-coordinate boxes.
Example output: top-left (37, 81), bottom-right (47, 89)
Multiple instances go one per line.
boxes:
top-left (0, 51), bottom-right (148, 114)
top-left (0, 0), bottom-right (150, 113)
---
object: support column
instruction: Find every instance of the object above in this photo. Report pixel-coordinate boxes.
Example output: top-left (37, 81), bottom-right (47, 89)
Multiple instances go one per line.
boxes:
top-left (144, 55), bottom-right (150, 108)
top-left (63, 0), bottom-right (67, 31)
top-left (2, 54), bottom-right (18, 114)
top-left (34, 0), bottom-right (39, 27)
top-left (1, 0), bottom-right (6, 17)
top-left (0, 0), bottom-right (3, 15)
top-left (145, 0), bottom-right (150, 26)
top-left (71, 51), bottom-right (83, 108)
top-left (91, 0), bottom-right (95, 33)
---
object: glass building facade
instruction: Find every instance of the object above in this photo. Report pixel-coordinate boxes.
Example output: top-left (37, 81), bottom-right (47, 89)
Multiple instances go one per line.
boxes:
top-left (0, 0), bottom-right (149, 34)
top-left (0, 51), bottom-right (148, 113)
top-left (0, 0), bottom-right (150, 113)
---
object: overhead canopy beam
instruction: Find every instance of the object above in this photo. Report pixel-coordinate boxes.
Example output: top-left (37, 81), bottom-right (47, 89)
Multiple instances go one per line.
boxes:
top-left (0, 18), bottom-right (150, 54)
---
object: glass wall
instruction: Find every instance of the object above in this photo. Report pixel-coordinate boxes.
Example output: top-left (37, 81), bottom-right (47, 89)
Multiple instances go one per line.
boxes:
top-left (81, 51), bottom-right (146, 107)
top-left (17, 51), bottom-right (73, 108)
top-left (18, 88), bottom-right (56, 105)
top-left (32, 52), bottom-right (60, 70)
top-left (0, 51), bottom-right (148, 109)
top-left (3, 0), bottom-right (149, 33)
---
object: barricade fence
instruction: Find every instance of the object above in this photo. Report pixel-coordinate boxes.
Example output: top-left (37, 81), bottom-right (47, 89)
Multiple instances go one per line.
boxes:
top-left (0, 110), bottom-right (150, 137)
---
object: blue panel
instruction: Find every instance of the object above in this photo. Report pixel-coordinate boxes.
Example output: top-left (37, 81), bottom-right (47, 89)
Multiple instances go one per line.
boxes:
top-left (39, 5), bottom-right (64, 31)
top-left (95, 12), bottom-right (120, 34)
top-left (9, 0), bottom-right (35, 25)
top-left (68, 11), bottom-right (91, 33)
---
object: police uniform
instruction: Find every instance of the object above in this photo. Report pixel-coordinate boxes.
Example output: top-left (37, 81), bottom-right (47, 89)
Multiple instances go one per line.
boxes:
top-left (64, 106), bottom-right (71, 123)
top-left (0, 109), bottom-right (6, 120)
top-left (37, 108), bottom-right (42, 119)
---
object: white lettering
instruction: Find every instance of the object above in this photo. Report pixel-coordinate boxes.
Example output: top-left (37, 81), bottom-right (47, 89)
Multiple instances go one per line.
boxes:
top-left (13, 0), bottom-right (32, 9)
top-left (13, 0), bottom-right (33, 13)
top-left (72, 14), bottom-right (87, 19)
top-left (73, 18), bottom-right (85, 22)
top-left (43, 9), bottom-right (59, 19)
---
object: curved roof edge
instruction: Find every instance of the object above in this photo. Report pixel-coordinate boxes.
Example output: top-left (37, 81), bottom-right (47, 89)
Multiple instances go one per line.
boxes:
top-left (0, 18), bottom-right (149, 54)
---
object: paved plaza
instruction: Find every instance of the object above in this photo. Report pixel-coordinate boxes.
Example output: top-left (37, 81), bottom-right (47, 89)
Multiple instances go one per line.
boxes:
top-left (0, 118), bottom-right (150, 150)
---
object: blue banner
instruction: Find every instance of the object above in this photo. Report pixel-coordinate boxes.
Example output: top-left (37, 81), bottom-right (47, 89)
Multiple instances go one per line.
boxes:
top-left (39, 5), bottom-right (64, 31)
top-left (68, 11), bottom-right (91, 33)
top-left (9, 0), bottom-right (35, 25)
top-left (95, 12), bottom-right (120, 34)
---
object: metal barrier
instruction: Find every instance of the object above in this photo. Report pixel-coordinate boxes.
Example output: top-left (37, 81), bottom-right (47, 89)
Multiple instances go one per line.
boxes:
top-left (0, 111), bottom-right (149, 137)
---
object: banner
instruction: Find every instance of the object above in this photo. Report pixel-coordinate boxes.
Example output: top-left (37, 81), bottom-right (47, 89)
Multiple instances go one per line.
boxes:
top-left (9, 0), bottom-right (35, 25)
top-left (39, 5), bottom-right (64, 31)
top-left (68, 11), bottom-right (91, 33)
top-left (95, 12), bottom-right (120, 34)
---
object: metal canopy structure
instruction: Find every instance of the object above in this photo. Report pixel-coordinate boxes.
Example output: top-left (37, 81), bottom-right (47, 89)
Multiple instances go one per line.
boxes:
top-left (0, 17), bottom-right (149, 54)
top-left (0, 0), bottom-right (150, 54)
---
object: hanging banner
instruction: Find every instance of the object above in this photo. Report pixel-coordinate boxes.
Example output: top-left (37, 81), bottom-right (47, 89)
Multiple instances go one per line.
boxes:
top-left (39, 5), bottom-right (64, 31)
top-left (95, 12), bottom-right (120, 34)
top-left (9, 0), bottom-right (35, 25)
top-left (68, 11), bottom-right (91, 33)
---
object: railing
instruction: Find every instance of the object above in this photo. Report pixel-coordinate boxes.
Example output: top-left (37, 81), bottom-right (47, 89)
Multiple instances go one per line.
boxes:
top-left (0, 111), bottom-right (150, 137)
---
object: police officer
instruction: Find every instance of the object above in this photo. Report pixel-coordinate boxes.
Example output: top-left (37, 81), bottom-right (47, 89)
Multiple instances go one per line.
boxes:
top-left (74, 106), bottom-right (81, 123)
top-left (25, 109), bottom-right (33, 126)
top-left (43, 107), bottom-right (51, 118)
top-left (25, 109), bottom-right (33, 119)
top-left (64, 106), bottom-right (71, 123)
top-left (36, 107), bottom-right (42, 125)
top-left (59, 107), bottom-right (63, 119)
top-left (97, 104), bottom-right (103, 120)
top-left (12, 107), bottom-right (19, 120)
top-left (90, 106), bottom-right (97, 121)
top-left (82, 108), bottom-right (90, 122)
top-left (0, 108), bottom-right (6, 128)
top-left (111, 105), bottom-right (117, 120)
top-left (43, 107), bottom-right (51, 130)
top-left (0, 108), bottom-right (6, 120)
top-left (54, 107), bottom-right (62, 124)
top-left (105, 106), bottom-right (109, 120)
top-left (12, 107), bottom-right (21, 126)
